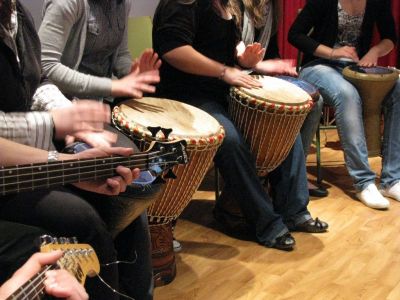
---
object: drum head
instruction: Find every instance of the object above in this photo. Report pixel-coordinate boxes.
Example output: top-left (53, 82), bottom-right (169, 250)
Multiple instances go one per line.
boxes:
top-left (117, 97), bottom-right (221, 139)
top-left (237, 76), bottom-right (312, 106)
top-left (343, 65), bottom-right (398, 82)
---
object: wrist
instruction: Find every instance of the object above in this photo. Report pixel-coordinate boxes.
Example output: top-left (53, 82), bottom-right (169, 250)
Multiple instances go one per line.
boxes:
top-left (218, 65), bottom-right (227, 80)
top-left (329, 48), bottom-right (335, 60)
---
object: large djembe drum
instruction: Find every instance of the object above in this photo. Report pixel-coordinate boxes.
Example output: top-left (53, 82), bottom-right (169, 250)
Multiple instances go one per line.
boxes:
top-left (229, 75), bottom-right (314, 176)
top-left (112, 97), bottom-right (224, 286)
top-left (342, 65), bottom-right (398, 156)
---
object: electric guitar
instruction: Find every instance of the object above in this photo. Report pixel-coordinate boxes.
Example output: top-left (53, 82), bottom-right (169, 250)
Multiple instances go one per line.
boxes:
top-left (0, 140), bottom-right (188, 196)
top-left (6, 236), bottom-right (99, 300)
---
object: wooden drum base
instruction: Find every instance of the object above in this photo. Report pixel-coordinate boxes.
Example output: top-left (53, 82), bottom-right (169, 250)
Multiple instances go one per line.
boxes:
top-left (150, 222), bottom-right (177, 287)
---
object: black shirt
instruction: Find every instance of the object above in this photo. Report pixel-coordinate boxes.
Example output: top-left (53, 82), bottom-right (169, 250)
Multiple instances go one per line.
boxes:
top-left (153, 0), bottom-right (238, 103)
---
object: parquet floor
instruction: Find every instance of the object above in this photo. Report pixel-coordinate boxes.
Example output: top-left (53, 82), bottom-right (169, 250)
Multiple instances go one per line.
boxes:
top-left (154, 130), bottom-right (400, 300)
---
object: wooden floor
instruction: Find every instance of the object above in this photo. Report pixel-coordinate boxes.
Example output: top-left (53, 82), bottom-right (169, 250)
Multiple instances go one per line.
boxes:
top-left (154, 130), bottom-right (400, 300)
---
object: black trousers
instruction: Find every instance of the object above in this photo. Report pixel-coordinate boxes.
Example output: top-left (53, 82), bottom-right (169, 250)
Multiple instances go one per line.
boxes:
top-left (0, 220), bottom-right (47, 283)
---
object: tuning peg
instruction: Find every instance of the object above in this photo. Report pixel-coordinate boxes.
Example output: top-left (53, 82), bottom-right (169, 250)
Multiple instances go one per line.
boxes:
top-left (161, 128), bottom-right (173, 139)
top-left (147, 126), bottom-right (161, 138)
top-left (164, 169), bottom-right (177, 179)
top-left (39, 235), bottom-right (56, 246)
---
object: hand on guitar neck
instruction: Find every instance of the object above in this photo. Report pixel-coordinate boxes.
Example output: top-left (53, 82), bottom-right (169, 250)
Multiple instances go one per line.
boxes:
top-left (0, 251), bottom-right (88, 300)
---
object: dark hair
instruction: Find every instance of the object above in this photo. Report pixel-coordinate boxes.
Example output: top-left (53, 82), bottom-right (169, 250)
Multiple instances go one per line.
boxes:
top-left (0, 0), bottom-right (13, 29)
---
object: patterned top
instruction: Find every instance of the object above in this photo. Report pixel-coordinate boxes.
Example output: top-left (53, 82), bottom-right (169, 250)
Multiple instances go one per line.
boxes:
top-left (335, 2), bottom-right (365, 48)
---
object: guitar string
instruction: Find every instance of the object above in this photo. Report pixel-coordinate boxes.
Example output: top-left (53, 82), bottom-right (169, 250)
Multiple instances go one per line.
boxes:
top-left (10, 266), bottom-right (53, 299)
top-left (0, 149), bottom-right (175, 173)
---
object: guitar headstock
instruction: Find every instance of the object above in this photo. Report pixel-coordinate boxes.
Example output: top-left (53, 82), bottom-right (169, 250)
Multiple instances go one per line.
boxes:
top-left (40, 236), bottom-right (99, 285)
top-left (146, 139), bottom-right (188, 173)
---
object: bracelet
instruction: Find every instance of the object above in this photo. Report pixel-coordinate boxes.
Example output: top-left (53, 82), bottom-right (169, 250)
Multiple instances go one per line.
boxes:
top-left (218, 65), bottom-right (227, 80)
top-left (48, 150), bottom-right (60, 163)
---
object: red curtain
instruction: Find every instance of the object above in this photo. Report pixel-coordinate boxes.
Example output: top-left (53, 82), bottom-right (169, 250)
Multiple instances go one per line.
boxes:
top-left (278, 0), bottom-right (400, 67)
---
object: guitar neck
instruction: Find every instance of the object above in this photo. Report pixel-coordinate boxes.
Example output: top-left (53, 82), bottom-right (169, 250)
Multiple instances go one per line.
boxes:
top-left (0, 151), bottom-right (158, 196)
top-left (6, 265), bottom-right (55, 300)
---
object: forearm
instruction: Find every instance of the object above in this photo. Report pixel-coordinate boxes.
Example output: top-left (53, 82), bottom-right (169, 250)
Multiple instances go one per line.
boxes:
top-left (0, 138), bottom-right (74, 166)
top-left (32, 83), bottom-right (72, 111)
top-left (367, 39), bottom-right (394, 58)
top-left (163, 46), bottom-right (225, 78)
top-left (313, 44), bottom-right (335, 60)
top-left (0, 112), bottom-right (55, 150)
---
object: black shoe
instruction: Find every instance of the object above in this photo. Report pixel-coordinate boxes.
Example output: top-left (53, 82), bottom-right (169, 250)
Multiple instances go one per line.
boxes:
top-left (271, 233), bottom-right (296, 251)
top-left (292, 218), bottom-right (329, 233)
top-left (309, 186), bottom-right (328, 197)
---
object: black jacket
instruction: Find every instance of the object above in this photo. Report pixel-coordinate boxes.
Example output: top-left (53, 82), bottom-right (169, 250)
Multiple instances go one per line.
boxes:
top-left (288, 0), bottom-right (397, 66)
top-left (0, 1), bottom-right (43, 112)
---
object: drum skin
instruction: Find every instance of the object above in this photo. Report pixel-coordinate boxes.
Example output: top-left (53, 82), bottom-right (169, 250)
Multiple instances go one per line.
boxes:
top-left (112, 97), bottom-right (224, 286)
top-left (229, 75), bottom-right (313, 176)
top-left (342, 65), bottom-right (398, 156)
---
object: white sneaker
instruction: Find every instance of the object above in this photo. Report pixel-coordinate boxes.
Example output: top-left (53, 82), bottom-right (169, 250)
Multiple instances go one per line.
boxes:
top-left (380, 182), bottom-right (400, 202)
top-left (356, 183), bottom-right (390, 209)
top-left (173, 239), bottom-right (182, 252)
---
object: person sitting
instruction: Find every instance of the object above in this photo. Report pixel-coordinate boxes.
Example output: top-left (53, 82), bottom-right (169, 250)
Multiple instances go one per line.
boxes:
top-left (152, 0), bottom-right (328, 252)
top-left (0, 245), bottom-right (88, 300)
top-left (288, 0), bottom-right (399, 209)
top-left (0, 1), bottom-right (157, 298)
top-left (234, 0), bottom-right (328, 197)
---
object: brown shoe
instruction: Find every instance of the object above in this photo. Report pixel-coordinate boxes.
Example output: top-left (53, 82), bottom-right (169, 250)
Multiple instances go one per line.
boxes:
top-left (292, 218), bottom-right (328, 233)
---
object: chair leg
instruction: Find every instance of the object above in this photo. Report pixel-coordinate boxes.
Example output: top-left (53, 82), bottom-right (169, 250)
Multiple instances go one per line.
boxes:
top-left (215, 166), bottom-right (220, 201)
top-left (316, 124), bottom-right (323, 185)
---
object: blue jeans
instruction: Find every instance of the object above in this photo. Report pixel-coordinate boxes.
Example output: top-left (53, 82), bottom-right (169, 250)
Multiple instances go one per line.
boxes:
top-left (300, 60), bottom-right (400, 191)
top-left (180, 99), bottom-right (311, 246)
top-left (301, 95), bottom-right (324, 156)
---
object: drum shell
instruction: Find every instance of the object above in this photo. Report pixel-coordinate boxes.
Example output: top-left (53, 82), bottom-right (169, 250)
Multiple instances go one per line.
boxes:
top-left (342, 66), bottom-right (398, 156)
top-left (229, 76), bottom-right (313, 176)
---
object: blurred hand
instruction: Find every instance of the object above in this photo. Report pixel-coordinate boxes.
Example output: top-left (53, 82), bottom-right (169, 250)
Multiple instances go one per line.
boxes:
top-left (65, 130), bottom-right (118, 148)
top-left (51, 100), bottom-right (110, 140)
top-left (0, 251), bottom-right (88, 300)
top-left (255, 59), bottom-right (297, 76)
top-left (331, 46), bottom-right (359, 62)
top-left (236, 41), bottom-right (266, 69)
top-left (223, 66), bottom-right (262, 88)
top-left (111, 65), bottom-right (160, 98)
top-left (136, 48), bottom-right (162, 73)
top-left (71, 147), bottom-right (140, 195)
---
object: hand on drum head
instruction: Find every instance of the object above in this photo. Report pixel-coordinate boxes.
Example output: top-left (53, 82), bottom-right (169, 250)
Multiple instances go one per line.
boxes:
top-left (331, 46), bottom-right (359, 62)
top-left (358, 50), bottom-right (379, 67)
top-left (69, 147), bottom-right (140, 196)
top-left (223, 67), bottom-right (262, 88)
top-left (134, 48), bottom-right (162, 73)
top-left (111, 67), bottom-right (160, 98)
top-left (254, 59), bottom-right (298, 77)
top-left (236, 41), bottom-right (266, 69)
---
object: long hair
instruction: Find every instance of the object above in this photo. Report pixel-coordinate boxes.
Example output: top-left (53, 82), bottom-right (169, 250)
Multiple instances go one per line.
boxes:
top-left (0, 0), bottom-right (13, 29)
top-left (230, 0), bottom-right (281, 33)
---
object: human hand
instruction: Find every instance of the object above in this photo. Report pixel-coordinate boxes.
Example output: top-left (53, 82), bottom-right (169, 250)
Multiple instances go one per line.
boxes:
top-left (44, 269), bottom-right (88, 300)
top-left (330, 46), bottom-right (359, 62)
top-left (236, 41), bottom-right (266, 69)
top-left (0, 251), bottom-right (88, 300)
top-left (255, 59), bottom-right (297, 76)
top-left (358, 49), bottom-right (379, 67)
top-left (71, 147), bottom-right (140, 195)
top-left (136, 48), bottom-right (162, 73)
top-left (111, 67), bottom-right (160, 98)
top-left (51, 100), bottom-right (110, 140)
top-left (65, 130), bottom-right (118, 148)
top-left (222, 66), bottom-right (262, 88)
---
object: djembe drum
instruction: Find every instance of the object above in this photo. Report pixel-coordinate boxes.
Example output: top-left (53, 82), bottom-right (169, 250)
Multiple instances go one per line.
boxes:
top-left (112, 97), bottom-right (224, 286)
top-left (342, 65), bottom-right (398, 156)
top-left (229, 75), bottom-right (314, 176)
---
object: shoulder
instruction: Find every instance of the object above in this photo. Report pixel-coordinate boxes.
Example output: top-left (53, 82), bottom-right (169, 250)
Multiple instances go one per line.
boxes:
top-left (42, 0), bottom-right (86, 16)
